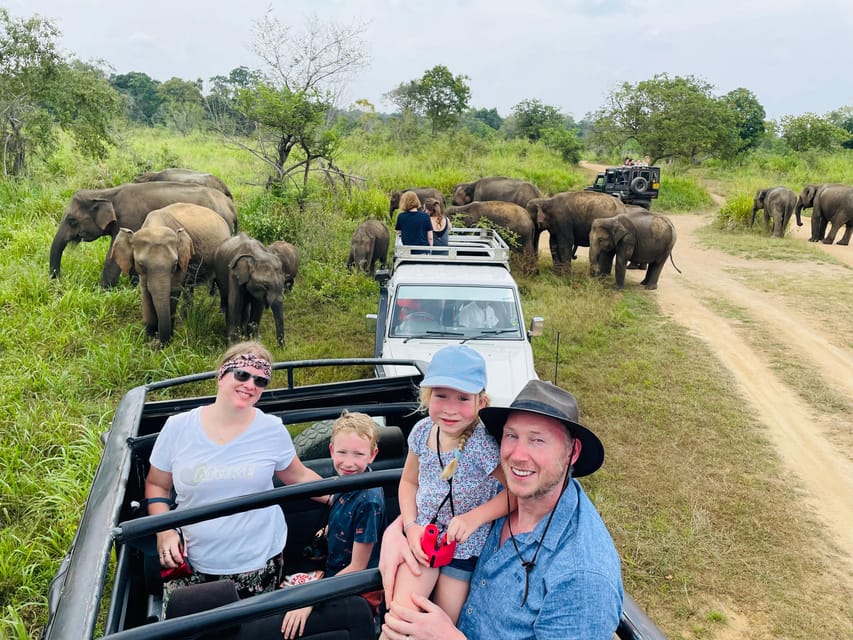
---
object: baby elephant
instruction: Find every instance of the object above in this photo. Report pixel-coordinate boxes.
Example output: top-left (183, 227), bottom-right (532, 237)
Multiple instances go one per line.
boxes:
top-left (751, 186), bottom-right (796, 238)
top-left (347, 219), bottom-right (390, 274)
top-left (267, 241), bottom-right (300, 292)
top-left (589, 211), bottom-right (677, 290)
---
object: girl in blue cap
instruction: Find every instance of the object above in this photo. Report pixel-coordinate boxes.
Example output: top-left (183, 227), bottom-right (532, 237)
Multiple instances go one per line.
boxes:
top-left (380, 345), bottom-right (513, 636)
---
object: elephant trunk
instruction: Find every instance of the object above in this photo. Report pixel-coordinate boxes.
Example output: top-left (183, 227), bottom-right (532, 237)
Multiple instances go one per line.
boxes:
top-left (270, 298), bottom-right (285, 346)
top-left (153, 286), bottom-right (175, 345)
top-left (794, 198), bottom-right (804, 227)
top-left (49, 226), bottom-right (72, 278)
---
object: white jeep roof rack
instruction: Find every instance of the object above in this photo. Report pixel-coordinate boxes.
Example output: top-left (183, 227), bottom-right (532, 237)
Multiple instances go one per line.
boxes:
top-left (393, 227), bottom-right (510, 268)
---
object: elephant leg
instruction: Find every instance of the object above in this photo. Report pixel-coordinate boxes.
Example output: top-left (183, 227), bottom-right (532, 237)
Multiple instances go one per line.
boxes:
top-left (822, 219), bottom-right (843, 244)
top-left (809, 211), bottom-right (822, 241)
top-left (838, 222), bottom-right (853, 245)
top-left (613, 255), bottom-right (628, 289)
top-left (642, 261), bottom-right (665, 290)
top-left (100, 255), bottom-right (124, 289)
top-left (764, 211), bottom-right (772, 234)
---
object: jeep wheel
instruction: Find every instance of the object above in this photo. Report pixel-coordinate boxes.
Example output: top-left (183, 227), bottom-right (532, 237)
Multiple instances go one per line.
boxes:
top-left (292, 420), bottom-right (334, 460)
top-left (630, 177), bottom-right (649, 194)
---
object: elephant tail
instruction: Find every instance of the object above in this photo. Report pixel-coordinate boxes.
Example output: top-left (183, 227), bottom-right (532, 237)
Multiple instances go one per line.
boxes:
top-left (669, 253), bottom-right (682, 274)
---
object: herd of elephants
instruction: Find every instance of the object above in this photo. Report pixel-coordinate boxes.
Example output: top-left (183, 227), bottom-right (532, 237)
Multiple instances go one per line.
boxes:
top-left (47, 170), bottom-right (852, 346)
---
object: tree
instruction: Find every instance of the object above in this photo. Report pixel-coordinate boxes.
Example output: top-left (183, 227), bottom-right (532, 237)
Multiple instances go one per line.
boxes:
top-left (826, 106), bottom-right (853, 148)
top-left (206, 66), bottom-right (260, 135)
top-left (591, 73), bottom-right (738, 164)
top-left (110, 71), bottom-right (162, 125)
top-left (721, 88), bottom-right (766, 153)
top-left (780, 113), bottom-right (848, 151)
top-left (385, 65), bottom-right (471, 135)
top-left (0, 9), bottom-right (117, 177)
top-left (509, 99), bottom-right (564, 142)
top-left (469, 107), bottom-right (502, 131)
top-left (213, 13), bottom-right (368, 191)
top-left (157, 77), bottom-right (204, 134)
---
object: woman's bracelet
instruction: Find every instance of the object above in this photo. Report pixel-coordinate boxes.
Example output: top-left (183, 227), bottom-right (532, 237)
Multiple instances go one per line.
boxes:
top-left (403, 519), bottom-right (417, 533)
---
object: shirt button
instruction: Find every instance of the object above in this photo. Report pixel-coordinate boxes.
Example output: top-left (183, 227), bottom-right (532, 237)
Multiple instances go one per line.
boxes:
top-left (481, 579), bottom-right (486, 586)
top-left (467, 607), bottom-right (474, 615)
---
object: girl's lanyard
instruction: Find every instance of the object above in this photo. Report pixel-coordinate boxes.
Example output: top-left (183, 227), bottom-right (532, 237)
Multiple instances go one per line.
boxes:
top-left (431, 426), bottom-right (455, 527)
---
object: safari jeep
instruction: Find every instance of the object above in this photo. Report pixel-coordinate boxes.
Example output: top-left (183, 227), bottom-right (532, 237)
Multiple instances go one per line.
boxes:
top-left (43, 359), bottom-right (668, 640)
top-left (368, 227), bottom-right (543, 408)
top-left (585, 165), bottom-right (661, 209)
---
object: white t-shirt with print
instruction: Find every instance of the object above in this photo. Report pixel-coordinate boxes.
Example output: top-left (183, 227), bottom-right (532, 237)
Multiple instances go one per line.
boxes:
top-left (150, 406), bottom-right (295, 574)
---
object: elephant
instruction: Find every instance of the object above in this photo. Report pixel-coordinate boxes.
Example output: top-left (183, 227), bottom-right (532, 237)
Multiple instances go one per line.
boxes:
top-left (133, 168), bottom-right (233, 199)
top-left (214, 233), bottom-right (286, 346)
top-left (347, 219), bottom-right (390, 274)
top-left (793, 183), bottom-right (845, 229)
top-left (751, 186), bottom-right (797, 238)
top-left (389, 188), bottom-right (444, 215)
top-left (526, 191), bottom-right (626, 274)
top-left (451, 176), bottom-right (542, 249)
top-left (109, 204), bottom-right (231, 344)
top-left (267, 241), bottom-right (300, 292)
top-left (589, 211), bottom-right (677, 290)
top-left (445, 201), bottom-right (536, 267)
top-left (795, 184), bottom-right (853, 244)
top-left (50, 181), bottom-right (238, 288)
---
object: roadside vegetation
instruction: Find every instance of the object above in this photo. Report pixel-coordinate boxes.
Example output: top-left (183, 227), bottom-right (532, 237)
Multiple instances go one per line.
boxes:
top-left (1, 129), bottom-right (852, 639)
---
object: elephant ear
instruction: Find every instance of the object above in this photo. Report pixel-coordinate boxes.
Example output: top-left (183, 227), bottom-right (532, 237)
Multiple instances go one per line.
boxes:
top-left (109, 228), bottom-right (135, 275)
top-left (230, 253), bottom-right (255, 285)
top-left (175, 228), bottom-right (194, 272)
top-left (613, 219), bottom-right (635, 250)
top-left (91, 198), bottom-right (117, 231)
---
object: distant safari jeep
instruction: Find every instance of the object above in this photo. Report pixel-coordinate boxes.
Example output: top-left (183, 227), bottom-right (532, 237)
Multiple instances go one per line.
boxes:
top-left (585, 165), bottom-right (661, 209)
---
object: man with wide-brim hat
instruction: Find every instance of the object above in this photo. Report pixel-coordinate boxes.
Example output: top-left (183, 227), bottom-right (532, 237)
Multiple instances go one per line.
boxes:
top-left (380, 379), bottom-right (623, 640)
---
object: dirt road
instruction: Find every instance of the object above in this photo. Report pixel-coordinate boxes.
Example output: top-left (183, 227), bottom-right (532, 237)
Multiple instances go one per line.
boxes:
top-left (565, 167), bottom-right (853, 585)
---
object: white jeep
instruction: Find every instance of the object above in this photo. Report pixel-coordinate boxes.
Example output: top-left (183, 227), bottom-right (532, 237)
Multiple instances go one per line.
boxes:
top-left (368, 228), bottom-right (543, 406)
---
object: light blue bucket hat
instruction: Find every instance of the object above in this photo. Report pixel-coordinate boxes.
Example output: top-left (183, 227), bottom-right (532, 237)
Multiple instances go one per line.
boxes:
top-left (420, 345), bottom-right (487, 393)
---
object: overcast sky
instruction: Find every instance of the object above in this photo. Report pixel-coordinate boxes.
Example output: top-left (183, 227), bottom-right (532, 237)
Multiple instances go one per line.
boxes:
top-left (9, 0), bottom-right (853, 121)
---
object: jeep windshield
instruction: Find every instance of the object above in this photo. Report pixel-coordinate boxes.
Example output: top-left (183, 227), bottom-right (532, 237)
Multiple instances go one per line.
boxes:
top-left (390, 284), bottom-right (523, 339)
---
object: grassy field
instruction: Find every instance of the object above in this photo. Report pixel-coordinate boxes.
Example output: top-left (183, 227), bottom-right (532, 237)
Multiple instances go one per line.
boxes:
top-left (1, 130), bottom-right (851, 638)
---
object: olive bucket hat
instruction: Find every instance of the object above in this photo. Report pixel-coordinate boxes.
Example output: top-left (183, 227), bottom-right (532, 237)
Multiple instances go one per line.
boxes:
top-left (480, 379), bottom-right (604, 477)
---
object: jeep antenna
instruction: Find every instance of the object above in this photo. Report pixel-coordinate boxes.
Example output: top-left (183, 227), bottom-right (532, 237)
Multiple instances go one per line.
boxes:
top-left (553, 331), bottom-right (561, 384)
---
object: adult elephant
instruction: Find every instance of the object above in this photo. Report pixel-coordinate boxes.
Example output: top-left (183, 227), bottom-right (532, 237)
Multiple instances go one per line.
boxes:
top-left (110, 204), bottom-right (231, 344)
top-left (49, 182), bottom-right (238, 288)
top-left (267, 241), bottom-right (300, 292)
top-left (389, 188), bottom-right (444, 215)
top-left (347, 219), bottom-right (390, 274)
top-left (751, 186), bottom-right (797, 238)
top-left (445, 201), bottom-right (536, 268)
top-left (133, 168), bottom-right (233, 198)
top-left (526, 191), bottom-right (625, 274)
top-left (589, 211), bottom-right (677, 290)
top-left (214, 233), bottom-right (286, 346)
top-left (797, 184), bottom-right (853, 244)
top-left (793, 183), bottom-right (845, 232)
top-left (451, 176), bottom-right (542, 248)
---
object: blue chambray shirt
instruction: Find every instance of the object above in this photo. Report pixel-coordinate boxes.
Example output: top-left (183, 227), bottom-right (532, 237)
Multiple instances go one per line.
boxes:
top-left (457, 479), bottom-right (623, 639)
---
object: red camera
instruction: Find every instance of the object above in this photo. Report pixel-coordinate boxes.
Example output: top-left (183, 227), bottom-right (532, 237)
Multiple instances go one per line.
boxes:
top-left (420, 523), bottom-right (456, 567)
top-left (160, 556), bottom-right (193, 581)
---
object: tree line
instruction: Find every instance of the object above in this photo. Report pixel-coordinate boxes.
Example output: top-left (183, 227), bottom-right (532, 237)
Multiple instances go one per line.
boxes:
top-left (3, 8), bottom-right (852, 185)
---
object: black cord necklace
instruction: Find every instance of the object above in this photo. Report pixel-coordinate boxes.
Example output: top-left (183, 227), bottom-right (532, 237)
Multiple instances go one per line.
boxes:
top-left (505, 452), bottom-right (574, 606)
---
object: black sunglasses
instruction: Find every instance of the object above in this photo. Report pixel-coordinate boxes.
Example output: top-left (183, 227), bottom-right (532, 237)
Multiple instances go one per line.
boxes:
top-left (227, 368), bottom-right (270, 388)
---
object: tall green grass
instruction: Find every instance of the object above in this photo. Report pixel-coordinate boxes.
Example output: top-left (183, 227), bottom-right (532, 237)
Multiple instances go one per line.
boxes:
top-left (1, 130), bottom-right (851, 638)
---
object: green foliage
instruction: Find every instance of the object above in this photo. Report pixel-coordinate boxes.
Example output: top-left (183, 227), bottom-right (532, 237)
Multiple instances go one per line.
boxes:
top-left (467, 107), bottom-right (502, 131)
top-left (656, 174), bottom-right (713, 212)
top-left (721, 87), bottom-right (766, 153)
top-left (110, 71), bottom-right (163, 124)
top-left (714, 192), bottom-right (755, 230)
top-left (591, 73), bottom-right (740, 164)
top-left (541, 126), bottom-right (582, 164)
top-left (157, 77), bottom-right (204, 134)
top-left (508, 98), bottom-right (565, 143)
top-left (780, 113), bottom-right (848, 151)
top-left (385, 65), bottom-right (471, 135)
top-left (0, 9), bottom-right (119, 177)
